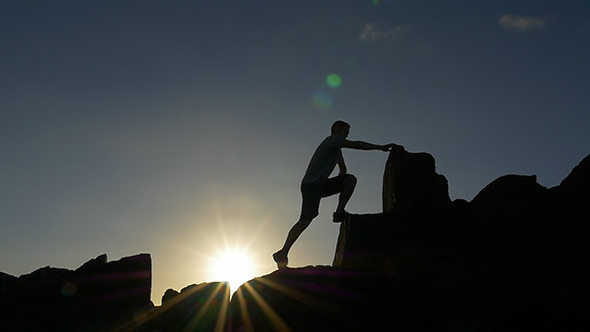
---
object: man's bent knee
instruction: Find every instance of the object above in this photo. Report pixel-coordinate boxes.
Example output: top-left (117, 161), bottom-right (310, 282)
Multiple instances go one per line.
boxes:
top-left (345, 174), bottom-right (357, 187)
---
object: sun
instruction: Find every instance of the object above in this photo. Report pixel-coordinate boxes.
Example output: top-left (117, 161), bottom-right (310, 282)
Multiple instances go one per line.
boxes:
top-left (209, 248), bottom-right (257, 294)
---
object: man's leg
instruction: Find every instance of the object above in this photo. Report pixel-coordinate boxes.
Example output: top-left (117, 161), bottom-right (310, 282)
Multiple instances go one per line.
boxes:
top-left (273, 217), bottom-right (313, 269)
top-left (335, 174), bottom-right (357, 213)
top-left (273, 186), bottom-right (320, 269)
top-left (282, 217), bottom-right (313, 254)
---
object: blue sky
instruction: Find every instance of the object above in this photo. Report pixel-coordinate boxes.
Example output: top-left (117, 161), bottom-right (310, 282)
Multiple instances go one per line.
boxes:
top-left (2, 0), bottom-right (589, 303)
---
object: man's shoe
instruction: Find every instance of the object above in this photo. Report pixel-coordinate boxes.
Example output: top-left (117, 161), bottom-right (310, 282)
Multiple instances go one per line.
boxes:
top-left (272, 250), bottom-right (288, 269)
top-left (333, 210), bottom-right (351, 223)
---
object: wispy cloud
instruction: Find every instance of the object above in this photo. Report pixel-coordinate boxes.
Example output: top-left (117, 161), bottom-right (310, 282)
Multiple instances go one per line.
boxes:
top-left (499, 14), bottom-right (546, 32)
top-left (359, 23), bottom-right (410, 43)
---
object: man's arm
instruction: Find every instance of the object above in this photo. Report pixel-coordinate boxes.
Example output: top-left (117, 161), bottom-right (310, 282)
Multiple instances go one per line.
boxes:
top-left (343, 140), bottom-right (399, 151)
top-left (337, 150), bottom-right (347, 175)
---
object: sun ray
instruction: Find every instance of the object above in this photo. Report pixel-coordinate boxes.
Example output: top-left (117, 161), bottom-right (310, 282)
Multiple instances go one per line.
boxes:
top-left (240, 282), bottom-right (293, 332)
top-left (213, 284), bottom-right (231, 332)
top-left (234, 287), bottom-right (255, 332)
top-left (110, 281), bottom-right (230, 332)
top-left (185, 282), bottom-right (231, 332)
top-left (256, 277), bottom-right (337, 314)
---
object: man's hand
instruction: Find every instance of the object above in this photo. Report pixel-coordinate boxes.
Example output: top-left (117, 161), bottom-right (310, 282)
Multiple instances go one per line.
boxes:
top-left (380, 143), bottom-right (401, 152)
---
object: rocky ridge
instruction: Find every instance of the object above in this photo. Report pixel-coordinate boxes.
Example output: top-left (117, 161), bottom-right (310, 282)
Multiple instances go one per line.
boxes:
top-left (2, 149), bottom-right (588, 331)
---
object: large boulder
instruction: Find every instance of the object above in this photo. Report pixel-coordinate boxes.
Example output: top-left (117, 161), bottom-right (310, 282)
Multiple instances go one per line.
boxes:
top-left (332, 212), bottom-right (393, 270)
top-left (382, 146), bottom-right (451, 215)
top-left (0, 254), bottom-right (152, 331)
top-left (334, 147), bottom-right (452, 273)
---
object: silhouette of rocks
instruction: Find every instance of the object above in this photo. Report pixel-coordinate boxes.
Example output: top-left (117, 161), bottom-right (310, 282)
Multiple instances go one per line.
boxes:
top-left (334, 146), bottom-right (453, 273)
top-left (2, 153), bottom-right (588, 330)
top-left (137, 282), bottom-right (230, 332)
top-left (560, 154), bottom-right (590, 189)
top-left (382, 145), bottom-right (451, 214)
top-left (161, 288), bottom-right (180, 304)
top-left (229, 266), bottom-right (436, 331)
top-left (75, 253), bottom-right (108, 272)
top-left (327, 151), bottom-right (590, 330)
top-left (1, 252), bottom-right (229, 332)
top-left (0, 253), bottom-right (152, 331)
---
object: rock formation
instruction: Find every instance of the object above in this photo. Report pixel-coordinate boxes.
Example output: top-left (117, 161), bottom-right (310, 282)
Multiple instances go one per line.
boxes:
top-left (333, 150), bottom-right (588, 330)
top-left (229, 267), bottom-right (403, 331)
top-left (136, 282), bottom-right (230, 331)
top-left (1, 253), bottom-right (152, 331)
top-left (2, 151), bottom-right (588, 331)
top-left (334, 146), bottom-right (454, 273)
top-left (235, 150), bottom-right (589, 331)
top-left (1, 253), bottom-right (229, 332)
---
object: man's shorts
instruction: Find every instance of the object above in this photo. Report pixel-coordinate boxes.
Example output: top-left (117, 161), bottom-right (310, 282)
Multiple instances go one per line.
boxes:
top-left (300, 174), bottom-right (351, 220)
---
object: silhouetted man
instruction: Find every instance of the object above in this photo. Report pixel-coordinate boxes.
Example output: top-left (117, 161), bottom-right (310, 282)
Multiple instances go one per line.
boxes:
top-left (273, 120), bottom-right (398, 269)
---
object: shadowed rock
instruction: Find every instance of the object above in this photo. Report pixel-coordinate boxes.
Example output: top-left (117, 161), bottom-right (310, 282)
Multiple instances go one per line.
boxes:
top-left (161, 288), bottom-right (180, 304)
top-left (2, 153), bottom-right (588, 331)
top-left (327, 151), bottom-right (589, 330)
top-left (382, 146), bottom-right (451, 214)
top-left (229, 267), bottom-right (429, 332)
top-left (1, 254), bottom-right (152, 331)
top-left (137, 282), bottom-right (230, 332)
top-left (334, 147), bottom-right (452, 273)
top-left (1, 253), bottom-right (229, 331)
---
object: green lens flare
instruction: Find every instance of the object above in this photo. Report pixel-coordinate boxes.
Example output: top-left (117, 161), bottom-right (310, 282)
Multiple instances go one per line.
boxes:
top-left (326, 74), bottom-right (342, 88)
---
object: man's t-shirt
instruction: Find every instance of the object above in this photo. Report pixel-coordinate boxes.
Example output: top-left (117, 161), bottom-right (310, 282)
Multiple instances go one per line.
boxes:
top-left (302, 135), bottom-right (346, 185)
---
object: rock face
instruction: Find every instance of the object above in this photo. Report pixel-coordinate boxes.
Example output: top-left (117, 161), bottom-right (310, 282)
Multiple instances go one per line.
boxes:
top-left (0, 254), bottom-right (152, 331)
top-left (229, 267), bottom-right (418, 332)
top-left (327, 151), bottom-right (590, 330)
top-left (2, 152), bottom-right (588, 331)
top-left (1, 253), bottom-right (229, 332)
top-left (382, 146), bottom-right (451, 214)
top-left (137, 282), bottom-right (230, 332)
top-left (334, 146), bottom-right (453, 273)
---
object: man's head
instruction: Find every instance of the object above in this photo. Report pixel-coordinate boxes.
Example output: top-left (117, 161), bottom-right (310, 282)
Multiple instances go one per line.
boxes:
top-left (331, 120), bottom-right (350, 138)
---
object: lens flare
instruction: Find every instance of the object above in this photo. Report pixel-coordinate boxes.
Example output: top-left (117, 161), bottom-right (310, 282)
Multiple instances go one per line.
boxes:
top-left (311, 92), bottom-right (333, 110)
top-left (326, 74), bottom-right (342, 88)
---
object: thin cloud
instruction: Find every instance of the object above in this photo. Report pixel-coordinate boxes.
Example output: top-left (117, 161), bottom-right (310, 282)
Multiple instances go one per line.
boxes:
top-left (359, 23), bottom-right (410, 43)
top-left (499, 14), bottom-right (546, 32)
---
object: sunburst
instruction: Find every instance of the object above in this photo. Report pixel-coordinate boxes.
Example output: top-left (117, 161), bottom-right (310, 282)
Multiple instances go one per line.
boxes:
top-left (209, 246), bottom-right (257, 294)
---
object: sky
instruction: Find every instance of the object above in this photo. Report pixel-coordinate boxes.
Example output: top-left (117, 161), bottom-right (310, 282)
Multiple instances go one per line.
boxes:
top-left (2, 0), bottom-right (589, 304)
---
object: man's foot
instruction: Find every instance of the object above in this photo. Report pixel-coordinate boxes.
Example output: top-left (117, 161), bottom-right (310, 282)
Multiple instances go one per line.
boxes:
top-left (333, 210), bottom-right (351, 223)
top-left (272, 250), bottom-right (288, 269)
